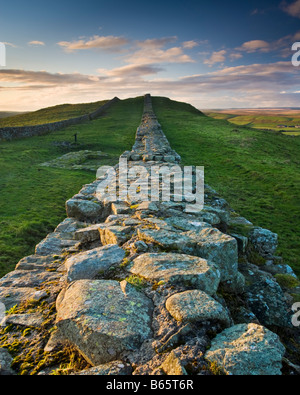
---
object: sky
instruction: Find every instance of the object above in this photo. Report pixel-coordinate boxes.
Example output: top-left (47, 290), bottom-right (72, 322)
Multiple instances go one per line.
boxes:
top-left (0, 0), bottom-right (300, 111)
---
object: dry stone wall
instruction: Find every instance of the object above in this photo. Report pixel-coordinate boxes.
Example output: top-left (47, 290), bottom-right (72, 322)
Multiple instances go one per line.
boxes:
top-left (0, 97), bottom-right (120, 141)
top-left (0, 94), bottom-right (299, 376)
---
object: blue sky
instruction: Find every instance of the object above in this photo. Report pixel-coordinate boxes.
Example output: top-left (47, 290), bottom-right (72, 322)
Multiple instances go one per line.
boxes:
top-left (0, 0), bottom-right (300, 110)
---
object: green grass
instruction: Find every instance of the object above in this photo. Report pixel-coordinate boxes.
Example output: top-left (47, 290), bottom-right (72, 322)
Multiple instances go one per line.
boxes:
top-left (1, 95), bottom-right (299, 279)
top-left (206, 111), bottom-right (300, 132)
top-left (152, 97), bottom-right (300, 276)
top-left (0, 97), bottom-right (144, 277)
top-left (0, 101), bottom-right (109, 127)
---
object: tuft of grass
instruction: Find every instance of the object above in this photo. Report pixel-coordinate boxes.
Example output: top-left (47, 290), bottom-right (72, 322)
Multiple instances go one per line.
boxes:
top-left (275, 274), bottom-right (300, 289)
top-left (125, 275), bottom-right (147, 291)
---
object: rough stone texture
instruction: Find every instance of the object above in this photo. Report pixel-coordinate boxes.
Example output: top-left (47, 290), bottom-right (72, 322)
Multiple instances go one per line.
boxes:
top-left (56, 280), bottom-right (153, 366)
top-left (249, 227), bottom-right (278, 257)
top-left (74, 224), bottom-right (101, 243)
top-left (0, 270), bottom-right (60, 288)
top-left (35, 233), bottom-right (78, 256)
top-left (66, 199), bottom-right (104, 223)
top-left (166, 290), bottom-right (231, 326)
top-left (205, 323), bottom-right (285, 376)
top-left (0, 348), bottom-right (15, 375)
top-left (3, 313), bottom-right (44, 328)
top-left (65, 245), bottom-right (125, 282)
top-left (131, 253), bottom-right (220, 295)
top-left (99, 225), bottom-right (133, 246)
top-left (241, 264), bottom-right (292, 328)
top-left (77, 361), bottom-right (132, 375)
top-left (0, 287), bottom-right (47, 309)
top-left (160, 351), bottom-right (188, 375)
top-left (187, 227), bottom-right (238, 282)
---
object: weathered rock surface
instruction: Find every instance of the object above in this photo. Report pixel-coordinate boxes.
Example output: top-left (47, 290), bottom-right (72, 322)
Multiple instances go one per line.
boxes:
top-left (249, 227), bottom-right (278, 257)
top-left (65, 245), bottom-right (125, 282)
top-left (241, 264), bottom-right (292, 328)
top-left (0, 94), bottom-right (298, 376)
top-left (205, 323), bottom-right (285, 375)
top-left (56, 280), bottom-right (153, 366)
top-left (160, 351), bottom-right (188, 375)
top-left (35, 233), bottom-right (78, 256)
top-left (66, 198), bottom-right (104, 222)
top-left (166, 290), bottom-right (230, 326)
top-left (0, 287), bottom-right (47, 309)
top-left (130, 253), bottom-right (220, 295)
top-left (0, 348), bottom-right (15, 375)
top-left (0, 269), bottom-right (60, 288)
top-left (77, 361), bottom-right (132, 375)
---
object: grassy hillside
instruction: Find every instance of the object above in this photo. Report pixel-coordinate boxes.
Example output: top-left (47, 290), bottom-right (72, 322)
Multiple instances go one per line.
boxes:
top-left (0, 95), bottom-right (299, 279)
top-left (205, 110), bottom-right (300, 136)
top-left (153, 97), bottom-right (300, 275)
top-left (0, 100), bottom-right (109, 127)
top-left (0, 97), bottom-right (144, 277)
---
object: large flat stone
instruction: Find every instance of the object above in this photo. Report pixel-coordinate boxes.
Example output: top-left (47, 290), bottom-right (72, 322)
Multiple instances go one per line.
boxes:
top-left (205, 323), bottom-right (285, 375)
top-left (0, 270), bottom-right (60, 288)
top-left (56, 280), bottom-right (153, 366)
top-left (0, 287), bottom-right (47, 309)
top-left (130, 253), bottom-right (220, 295)
top-left (137, 228), bottom-right (193, 253)
top-left (65, 245), bottom-right (125, 283)
top-left (66, 198), bottom-right (105, 222)
top-left (187, 227), bottom-right (238, 282)
top-left (166, 290), bottom-right (230, 326)
top-left (35, 234), bottom-right (78, 256)
top-left (98, 225), bottom-right (133, 246)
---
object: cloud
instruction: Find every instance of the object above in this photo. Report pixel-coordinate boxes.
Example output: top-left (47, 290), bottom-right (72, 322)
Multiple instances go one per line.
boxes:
top-left (204, 50), bottom-right (227, 66)
top-left (282, 0), bottom-right (300, 18)
top-left (0, 69), bottom-right (100, 86)
top-left (135, 37), bottom-right (177, 48)
top-left (229, 53), bottom-right (243, 61)
top-left (237, 40), bottom-right (271, 53)
top-left (125, 45), bottom-right (195, 65)
top-left (2, 42), bottom-right (17, 48)
top-left (57, 35), bottom-right (129, 52)
top-left (1, 59), bottom-right (299, 111)
top-left (28, 41), bottom-right (45, 46)
top-left (182, 40), bottom-right (199, 49)
top-left (97, 64), bottom-right (163, 78)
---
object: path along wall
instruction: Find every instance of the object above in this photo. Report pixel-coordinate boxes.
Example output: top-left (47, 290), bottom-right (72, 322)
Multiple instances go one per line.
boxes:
top-left (0, 94), bottom-right (299, 376)
top-left (0, 97), bottom-right (120, 141)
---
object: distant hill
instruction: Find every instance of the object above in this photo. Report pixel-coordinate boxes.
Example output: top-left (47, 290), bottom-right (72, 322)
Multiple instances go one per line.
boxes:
top-left (204, 108), bottom-right (300, 135)
top-left (0, 101), bottom-right (108, 127)
top-left (0, 111), bottom-right (25, 119)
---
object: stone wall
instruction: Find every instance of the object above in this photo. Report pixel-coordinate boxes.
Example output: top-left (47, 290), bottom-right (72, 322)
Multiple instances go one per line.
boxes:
top-left (0, 97), bottom-right (120, 141)
top-left (0, 94), bottom-right (299, 376)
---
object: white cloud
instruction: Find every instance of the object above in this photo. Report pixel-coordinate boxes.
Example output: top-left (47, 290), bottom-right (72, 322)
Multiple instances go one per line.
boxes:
top-left (97, 64), bottom-right (163, 78)
top-left (57, 35), bottom-right (129, 52)
top-left (28, 41), bottom-right (45, 46)
top-left (182, 40), bottom-right (199, 49)
top-left (125, 45), bottom-right (195, 65)
top-left (237, 40), bottom-right (271, 53)
top-left (204, 50), bottom-right (227, 66)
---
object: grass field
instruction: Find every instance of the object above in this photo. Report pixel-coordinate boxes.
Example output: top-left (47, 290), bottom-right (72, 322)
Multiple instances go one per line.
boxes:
top-left (205, 109), bottom-right (300, 136)
top-left (153, 97), bottom-right (300, 275)
top-left (0, 101), bottom-right (109, 127)
top-left (0, 96), bottom-right (299, 278)
top-left (0, 97), bottom-right (143, 277)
